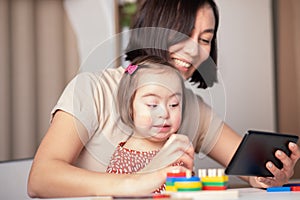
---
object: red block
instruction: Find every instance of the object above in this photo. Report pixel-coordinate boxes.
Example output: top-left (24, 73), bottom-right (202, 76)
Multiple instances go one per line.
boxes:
top-left (291, 186), bottom-right (300, 191)
top-left (202, 186), bottom-right (227, 190)
top-left (167, 172), bottom-right (186, 177)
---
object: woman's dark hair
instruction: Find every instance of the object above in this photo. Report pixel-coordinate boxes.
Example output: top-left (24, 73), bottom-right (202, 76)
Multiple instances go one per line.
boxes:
top-left (125, 0), bottom-right (219, 89)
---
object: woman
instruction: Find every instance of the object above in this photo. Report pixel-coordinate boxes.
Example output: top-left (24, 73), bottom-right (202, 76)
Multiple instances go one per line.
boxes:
top-left (27, 0), bottom-right (300, 198)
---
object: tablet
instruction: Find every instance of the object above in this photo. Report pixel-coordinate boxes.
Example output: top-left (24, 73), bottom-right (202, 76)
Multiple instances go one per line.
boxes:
top-left (225, 130), bottom-right (299, 177)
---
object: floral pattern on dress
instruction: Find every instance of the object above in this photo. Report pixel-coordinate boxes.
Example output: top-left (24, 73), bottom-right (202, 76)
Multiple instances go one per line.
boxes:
top-left (106, 142), bottom-right (182, 193)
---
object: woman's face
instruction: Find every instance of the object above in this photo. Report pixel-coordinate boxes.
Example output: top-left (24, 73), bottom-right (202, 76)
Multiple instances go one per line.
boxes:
top-left (168, 4), bottom-right (215, 80)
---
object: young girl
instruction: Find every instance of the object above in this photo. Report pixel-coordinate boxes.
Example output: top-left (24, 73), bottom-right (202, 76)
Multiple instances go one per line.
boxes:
top-left (28, 0), bottom-right (300, 198)
top-left (106, 56), bottom-right (186, 193)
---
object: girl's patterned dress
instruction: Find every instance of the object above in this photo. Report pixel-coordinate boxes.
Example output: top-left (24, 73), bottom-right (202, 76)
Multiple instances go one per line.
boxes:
top-left (106, 142), bottom-right (182, 193)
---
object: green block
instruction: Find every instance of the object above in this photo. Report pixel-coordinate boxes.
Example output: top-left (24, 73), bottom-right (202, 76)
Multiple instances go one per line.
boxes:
top-left (202, 181), bottom-right (228, 186)
top-left (177, 187), bottom-right (202, 192)
top-left (166, 181), bottom-right (175, 186)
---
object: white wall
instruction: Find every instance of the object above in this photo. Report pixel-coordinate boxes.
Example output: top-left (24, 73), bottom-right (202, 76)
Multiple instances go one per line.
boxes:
top-left (196, 0), bottom-right (276, 182)
top-left (215, 0), bottom-right (276, 134)
top-left (196, 0), bottom-right (275, 136)
top-left (64, 0), bottom-right (117, 72)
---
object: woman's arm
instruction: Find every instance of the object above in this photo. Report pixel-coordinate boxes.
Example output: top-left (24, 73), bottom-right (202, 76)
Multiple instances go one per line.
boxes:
top-left (27, 111), bottom-right (178, 198)
top-left (208, 123), bottom-right (300, 188)
top-left (207, 124), bottom-right (242, 168)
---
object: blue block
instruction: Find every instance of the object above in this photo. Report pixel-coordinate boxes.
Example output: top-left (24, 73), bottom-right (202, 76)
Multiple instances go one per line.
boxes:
top-left (166, 176), bottom-right (200, 183)
top-left (267, 186), bottom-right (291, 192)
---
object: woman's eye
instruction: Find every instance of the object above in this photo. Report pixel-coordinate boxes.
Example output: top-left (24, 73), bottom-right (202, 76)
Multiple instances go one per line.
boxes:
top-left (199, 38), bottom-right (211, 45)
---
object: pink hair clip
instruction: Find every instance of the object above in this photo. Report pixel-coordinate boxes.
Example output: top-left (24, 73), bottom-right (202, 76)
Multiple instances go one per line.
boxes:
top-left (125, 64), bottom-right (138, 75)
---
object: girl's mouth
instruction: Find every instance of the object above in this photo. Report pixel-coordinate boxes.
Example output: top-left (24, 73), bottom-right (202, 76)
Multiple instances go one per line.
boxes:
top-left (153, 124), bottom-right (171, 133)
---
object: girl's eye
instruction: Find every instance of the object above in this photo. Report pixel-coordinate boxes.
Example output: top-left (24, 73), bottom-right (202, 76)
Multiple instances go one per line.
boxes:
top-left (147, 104), bottom-right (157, 108)
top-left (169, 103), bottom-right (179, 108)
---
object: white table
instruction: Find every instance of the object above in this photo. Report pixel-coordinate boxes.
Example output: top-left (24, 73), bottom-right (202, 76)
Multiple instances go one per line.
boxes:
top-left (235, 187), bottom-right (299, 200)
top-left (1, 159), bottom-right (299, 200)
top-left (35, 188), bottom-right (299, 200)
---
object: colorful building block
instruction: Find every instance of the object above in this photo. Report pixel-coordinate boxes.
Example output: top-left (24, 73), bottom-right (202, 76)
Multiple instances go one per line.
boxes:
top-left (291, 186), bottom-right (300, 191)
top-left (198, 168), bottom-right (228, 190)
top-left (165, 169), bottom-right (240, 199)
top-left (165, 168), bottom-right (230, 192)
top-left (267, 186), bottom-right (291, 192)
top-left (267, 182), bottom-right (300, 192)
top-left (165, 170), bottom-right (202, 192)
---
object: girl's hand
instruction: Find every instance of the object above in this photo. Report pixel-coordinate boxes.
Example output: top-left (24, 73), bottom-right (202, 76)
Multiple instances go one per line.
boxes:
top-left (139, 134), bottom-right (194, 173)
top-left (249, 142), bottom-right (300, 188)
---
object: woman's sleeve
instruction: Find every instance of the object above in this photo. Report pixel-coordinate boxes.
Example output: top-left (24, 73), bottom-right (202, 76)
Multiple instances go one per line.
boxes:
top-left (179, 88), bottom-right (224, 155)
top-left (195, 96), bottom-right (224, 155)
top-left (50, 72), bottom-right (101, 144)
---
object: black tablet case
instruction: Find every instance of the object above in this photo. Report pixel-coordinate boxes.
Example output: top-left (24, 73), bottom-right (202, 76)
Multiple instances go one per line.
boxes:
top-left (225, 130), bottom-right (299, 177)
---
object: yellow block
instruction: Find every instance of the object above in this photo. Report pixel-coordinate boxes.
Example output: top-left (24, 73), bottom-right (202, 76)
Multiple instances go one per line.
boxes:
top-left (175, 181), bottom-right (202, 189)
top-left (202, 176), bottom-right (228, 183)
top-left (165, 185), bottom-right (177, 192)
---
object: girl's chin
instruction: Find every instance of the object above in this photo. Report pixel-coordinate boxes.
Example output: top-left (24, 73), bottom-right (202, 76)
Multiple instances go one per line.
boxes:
top-left (150, 132), bottom-right (172, 141)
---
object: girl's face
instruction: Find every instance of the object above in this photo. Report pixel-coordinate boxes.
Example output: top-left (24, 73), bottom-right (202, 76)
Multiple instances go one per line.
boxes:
top-left (132, 72), bottom-right (182, 144)
top-left (168, 4), bottom-right (215, 79)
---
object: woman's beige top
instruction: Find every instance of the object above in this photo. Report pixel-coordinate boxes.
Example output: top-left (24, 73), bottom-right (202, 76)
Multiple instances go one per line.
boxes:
top-left (51, 67), bottom-right (223, 172)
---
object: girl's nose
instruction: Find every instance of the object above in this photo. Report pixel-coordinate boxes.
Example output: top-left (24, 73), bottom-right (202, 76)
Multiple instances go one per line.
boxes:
top-left (157, 105), bottom-right (169, 119)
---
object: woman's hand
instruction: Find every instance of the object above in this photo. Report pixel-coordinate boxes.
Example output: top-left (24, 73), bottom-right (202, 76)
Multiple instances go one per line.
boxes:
top-left (249, 142), bottom-right (300, 188)
top-left (139, 134), bottom-right (194, 173)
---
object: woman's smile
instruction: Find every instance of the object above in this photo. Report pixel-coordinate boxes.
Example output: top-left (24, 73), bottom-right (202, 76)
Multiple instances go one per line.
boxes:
top-left (172, 58), bottom-right (192, 72)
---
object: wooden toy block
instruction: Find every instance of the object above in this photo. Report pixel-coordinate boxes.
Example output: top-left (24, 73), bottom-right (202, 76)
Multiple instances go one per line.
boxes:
top-left (198, 168), bottom-right (228, 190)
top-left (165, 170), bottom-right (202, 192)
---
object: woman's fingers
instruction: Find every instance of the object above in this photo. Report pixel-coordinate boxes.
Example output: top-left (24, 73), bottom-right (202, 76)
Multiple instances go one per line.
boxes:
top-left (265, 161), bottom-right (288, 185)
top-left (289, 142), bottom-right (300, 162)
top-left (260, 143), bottom-right (300, 187)
top-left (247, 143), bottom-right (300, 188)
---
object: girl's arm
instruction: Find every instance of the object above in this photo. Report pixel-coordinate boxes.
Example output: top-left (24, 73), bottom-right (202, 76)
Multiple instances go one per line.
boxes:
top-left (27, 111), bottom-right (177, 198)
top-left (208, 123), bottom-right (300, 188)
